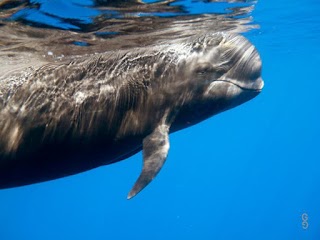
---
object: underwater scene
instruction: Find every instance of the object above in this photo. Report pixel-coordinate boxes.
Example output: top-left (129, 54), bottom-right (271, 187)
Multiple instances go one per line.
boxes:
top-left (0, 0), bottom-right (319, 239)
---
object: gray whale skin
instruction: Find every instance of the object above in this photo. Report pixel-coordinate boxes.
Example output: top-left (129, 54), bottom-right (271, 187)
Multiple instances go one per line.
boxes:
top-left (0, 32), bottom-right (263, 199)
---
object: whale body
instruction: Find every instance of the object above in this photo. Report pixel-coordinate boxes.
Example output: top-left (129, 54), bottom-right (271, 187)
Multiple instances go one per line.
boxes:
top-left (0, 32), bottom-right (263, 199)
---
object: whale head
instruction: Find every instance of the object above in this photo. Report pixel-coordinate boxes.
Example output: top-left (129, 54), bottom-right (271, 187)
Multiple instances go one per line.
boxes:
top-left (171, 32), bottom-right (264, 130)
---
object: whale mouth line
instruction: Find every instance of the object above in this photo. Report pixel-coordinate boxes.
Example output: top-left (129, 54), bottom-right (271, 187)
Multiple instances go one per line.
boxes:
top-left (214, 79), bottom-right (263, 92)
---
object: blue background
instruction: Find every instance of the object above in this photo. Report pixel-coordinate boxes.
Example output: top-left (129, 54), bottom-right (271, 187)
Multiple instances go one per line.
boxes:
top-left (1, 0), bottom-right (320, 239)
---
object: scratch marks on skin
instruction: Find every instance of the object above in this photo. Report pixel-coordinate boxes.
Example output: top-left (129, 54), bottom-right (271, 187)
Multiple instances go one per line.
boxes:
top-left (0, 33), bottom-right (242, 152)
top-left (0, 67), bottom-right (35, 106)
top-left (73, 91), bottom-right (87, 105)
top-left (116, 110), bottom-right (141, 139)
top-left (7, 124), bottom-right (22, 152)
top-left (0, 121), bottom-right (23, 154)
top-left (99, 85), bottom-right (116, 96)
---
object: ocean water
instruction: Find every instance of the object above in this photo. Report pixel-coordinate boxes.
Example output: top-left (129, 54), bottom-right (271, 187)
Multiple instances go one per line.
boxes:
top-left (0, 0), bottom-right (319, 239)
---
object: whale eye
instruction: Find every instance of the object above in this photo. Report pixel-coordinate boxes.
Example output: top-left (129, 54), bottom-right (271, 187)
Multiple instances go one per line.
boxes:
top-left (194, 63), bottom-right (214, 75)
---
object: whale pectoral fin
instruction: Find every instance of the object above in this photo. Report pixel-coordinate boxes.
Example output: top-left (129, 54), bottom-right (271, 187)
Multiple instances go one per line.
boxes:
top-left (127, 124), bottom-right (170, 199)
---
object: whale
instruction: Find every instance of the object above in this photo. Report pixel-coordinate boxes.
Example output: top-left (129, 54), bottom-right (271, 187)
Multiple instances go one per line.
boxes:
top-left (0, 32), bottom-right (263, 199)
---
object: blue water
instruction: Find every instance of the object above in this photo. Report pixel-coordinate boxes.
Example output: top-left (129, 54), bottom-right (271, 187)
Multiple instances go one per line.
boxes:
top-left (0, 0), bottom-right (320, 239)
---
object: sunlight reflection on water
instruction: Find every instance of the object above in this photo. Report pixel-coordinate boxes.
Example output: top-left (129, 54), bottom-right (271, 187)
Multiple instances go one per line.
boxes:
top-left (0, 0), bottom-right (259, 67)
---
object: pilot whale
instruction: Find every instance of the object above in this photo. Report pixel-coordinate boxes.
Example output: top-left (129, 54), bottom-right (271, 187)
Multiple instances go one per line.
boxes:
top-left (0, 32), bottom-right (263, 199)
